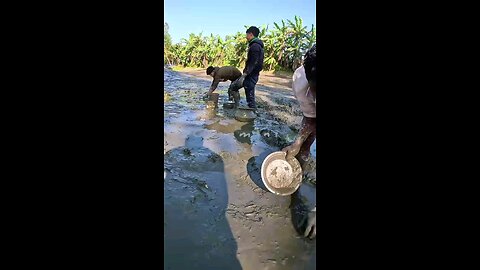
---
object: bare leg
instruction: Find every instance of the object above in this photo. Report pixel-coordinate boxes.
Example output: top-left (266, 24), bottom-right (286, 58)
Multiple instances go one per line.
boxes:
top-left (298, 132), bottom-right (316, 159)
top-left (296, 117), bottom-right (316, 166)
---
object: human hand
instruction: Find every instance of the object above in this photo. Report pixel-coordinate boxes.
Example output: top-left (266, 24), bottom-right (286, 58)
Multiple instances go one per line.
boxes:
top-left (300, 208), bottom-right (316, 239)
top-left (282, 144), bottom-right (301, 160)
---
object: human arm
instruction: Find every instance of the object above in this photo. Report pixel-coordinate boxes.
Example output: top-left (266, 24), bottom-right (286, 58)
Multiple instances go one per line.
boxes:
top-left (208, 77), bottom-right (221, 94)
top-left (204, 76), bottom-right (221, 98)
top-left (282, 116), bottom-right (316, 160)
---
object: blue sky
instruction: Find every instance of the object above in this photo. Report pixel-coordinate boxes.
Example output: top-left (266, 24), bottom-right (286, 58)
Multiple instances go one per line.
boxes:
top-left (165, 0), bottom-right (316, 43)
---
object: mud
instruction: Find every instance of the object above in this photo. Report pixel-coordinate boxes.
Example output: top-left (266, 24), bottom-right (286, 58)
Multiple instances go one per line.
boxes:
top-left (269, 161), bottom-right (292, 188)
top-left (235, 107), bottom-right (257, 122)
top-left (262, 153), bottom-right (302, 195)
top-left (164, 68), bottom-right (316, 270)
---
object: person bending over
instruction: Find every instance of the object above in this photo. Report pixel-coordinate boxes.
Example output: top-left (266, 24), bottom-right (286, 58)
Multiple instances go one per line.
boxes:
top-left (205, 66), bottom-right (242, 102)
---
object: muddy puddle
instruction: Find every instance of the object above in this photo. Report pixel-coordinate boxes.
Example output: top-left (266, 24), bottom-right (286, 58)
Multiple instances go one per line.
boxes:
top-left (164, 69), bottom-right (316, 270)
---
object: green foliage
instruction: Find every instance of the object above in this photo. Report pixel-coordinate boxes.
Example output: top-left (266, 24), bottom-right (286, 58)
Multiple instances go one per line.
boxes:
top-left (164, 16), bottom-right (316, 71)
top-left (164, 23), bottom-right (173, 64)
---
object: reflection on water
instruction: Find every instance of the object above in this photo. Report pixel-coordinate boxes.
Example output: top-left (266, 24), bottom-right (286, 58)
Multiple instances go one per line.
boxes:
top-left (164, 69), bottom-right (316, 270)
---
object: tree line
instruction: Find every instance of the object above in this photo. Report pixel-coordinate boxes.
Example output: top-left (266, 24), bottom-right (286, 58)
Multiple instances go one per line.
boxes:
top-left (164, 16), bottom-right (316, 72)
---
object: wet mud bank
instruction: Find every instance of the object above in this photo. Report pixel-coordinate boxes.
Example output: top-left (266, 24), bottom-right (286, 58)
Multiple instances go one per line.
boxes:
top-left (164, 69), bottom-right (316, 270)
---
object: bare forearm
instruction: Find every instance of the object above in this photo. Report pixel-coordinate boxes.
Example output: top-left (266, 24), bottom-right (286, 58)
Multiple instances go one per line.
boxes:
top-left (209, 80), bottom-right (220, 93)
top-left (293, 117), bottom-right (316, 147)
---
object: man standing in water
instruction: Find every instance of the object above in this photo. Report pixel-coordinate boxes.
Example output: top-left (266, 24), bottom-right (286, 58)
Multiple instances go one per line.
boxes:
top-left (205, 66), bottom-right (243, 102)
top-left (282, 44), bottom-right (317, 239)
top-left (229, 26), bottom-right (264, 109)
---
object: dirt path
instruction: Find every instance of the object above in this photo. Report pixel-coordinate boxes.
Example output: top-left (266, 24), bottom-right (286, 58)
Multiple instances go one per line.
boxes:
top-left (164, 69), bottom-right (316, 270)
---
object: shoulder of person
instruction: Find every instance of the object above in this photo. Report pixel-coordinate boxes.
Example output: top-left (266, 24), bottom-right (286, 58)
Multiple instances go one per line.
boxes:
top-left (250, 43), bottom-right (261, 50)
top-left (224, 66), bottom-right (237, 73)
top-left (213, 69), bottom-right (222, 78)
top-left (292, 66), bottom-right (305, 81)
top-left (215, 67), bottom-right (225, 73)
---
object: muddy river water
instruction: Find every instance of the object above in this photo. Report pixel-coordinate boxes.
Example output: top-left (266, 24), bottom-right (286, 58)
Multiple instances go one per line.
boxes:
top-left (164, 69), bottom-right (316, 270)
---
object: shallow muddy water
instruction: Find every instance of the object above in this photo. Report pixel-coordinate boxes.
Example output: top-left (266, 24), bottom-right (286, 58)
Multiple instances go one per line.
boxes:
top-left (164, 69), bottom-right (316, 270)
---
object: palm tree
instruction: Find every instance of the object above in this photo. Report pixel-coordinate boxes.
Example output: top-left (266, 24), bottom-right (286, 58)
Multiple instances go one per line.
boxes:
top-left (163, 16), bottom-right (316, 72)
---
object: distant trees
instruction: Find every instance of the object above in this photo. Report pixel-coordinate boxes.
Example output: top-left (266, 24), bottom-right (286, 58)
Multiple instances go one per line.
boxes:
top-left (164, 16), bottom-right (316, 72)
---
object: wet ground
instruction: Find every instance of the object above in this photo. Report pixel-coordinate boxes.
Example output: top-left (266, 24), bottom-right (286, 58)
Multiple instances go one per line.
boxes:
top-left (175, 67), bottom-right (295, 91)
top-left (164, 69), bottom-right (316, 270)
